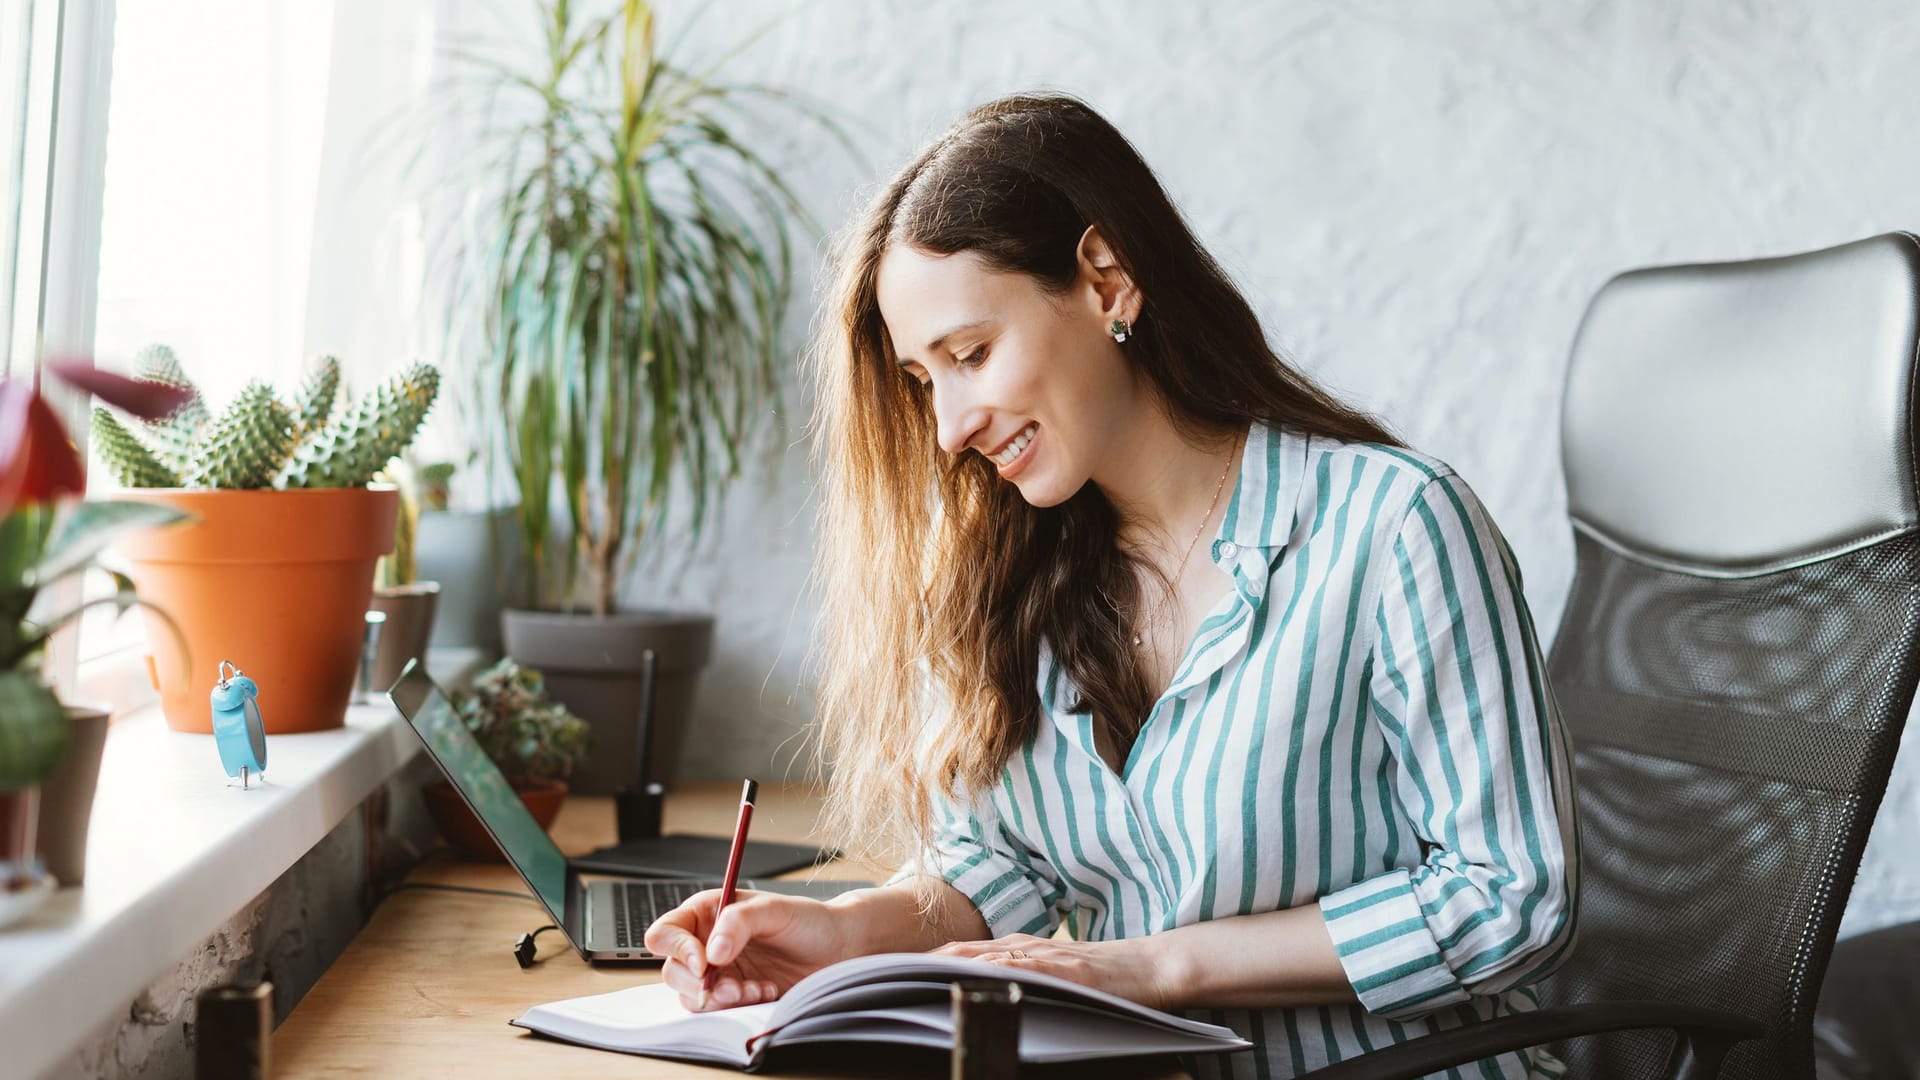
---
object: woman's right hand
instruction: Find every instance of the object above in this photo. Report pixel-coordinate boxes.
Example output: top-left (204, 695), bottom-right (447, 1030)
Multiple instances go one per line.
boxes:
top-left (643, 889), bottom-right (854, 1011)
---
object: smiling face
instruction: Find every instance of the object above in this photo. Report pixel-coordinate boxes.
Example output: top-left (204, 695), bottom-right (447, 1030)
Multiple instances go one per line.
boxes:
top-left (875, 240), bottom-right (1144, 508)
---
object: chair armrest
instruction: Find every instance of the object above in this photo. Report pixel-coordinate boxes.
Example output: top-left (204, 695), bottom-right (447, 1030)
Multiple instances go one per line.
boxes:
top-left (1294, 1000), bottom-right (1765, 1080)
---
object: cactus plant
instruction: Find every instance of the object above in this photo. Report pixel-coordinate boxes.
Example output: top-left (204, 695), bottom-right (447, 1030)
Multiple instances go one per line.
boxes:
top-left (291, 356), bottom-right (340, 443)
top-left (183, 381), bottom-right (296, 490)
top-left (92, 408), bottom-right (183, 488)
top-left (133, 344), bottom-right (209, 475)
top-left (89, 350), bottom-right (439, 492)
top-left (279, 364), bottom-right (439, 490)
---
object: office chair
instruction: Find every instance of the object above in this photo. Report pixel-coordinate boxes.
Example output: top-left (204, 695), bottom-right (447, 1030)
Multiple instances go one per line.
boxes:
top-left (1299, 231), bottom-right (1920, 1080)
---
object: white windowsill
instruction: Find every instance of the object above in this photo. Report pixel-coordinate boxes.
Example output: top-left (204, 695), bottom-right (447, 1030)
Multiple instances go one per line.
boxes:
top-left (0, 701), bottom-right (420, 1080)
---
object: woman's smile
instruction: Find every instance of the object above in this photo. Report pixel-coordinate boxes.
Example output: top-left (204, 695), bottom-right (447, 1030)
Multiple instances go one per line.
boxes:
top-left (988, 421), bottom-right (1039, 475)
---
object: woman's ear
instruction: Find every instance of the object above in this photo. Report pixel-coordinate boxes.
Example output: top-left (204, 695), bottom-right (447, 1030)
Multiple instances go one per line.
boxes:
top-left (1076, 224), bottom-right (1142, 327)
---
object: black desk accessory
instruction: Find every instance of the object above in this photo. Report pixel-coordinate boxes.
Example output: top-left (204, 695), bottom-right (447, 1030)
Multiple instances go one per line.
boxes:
top-left (574, 648), bottom-right (833, 880)
top-left (950, 979), bottom-right (1022, 1080)
top-left (196, 982), bottom-right (272, 1080)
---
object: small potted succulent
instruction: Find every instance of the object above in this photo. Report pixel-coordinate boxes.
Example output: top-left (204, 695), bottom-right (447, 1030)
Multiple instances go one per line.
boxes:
top-left (417, 462), bottom-right (455, 513)
top-left (421, 657), bottom-right (590, 860)
top-left (90, 348), bottom-right (438, 734)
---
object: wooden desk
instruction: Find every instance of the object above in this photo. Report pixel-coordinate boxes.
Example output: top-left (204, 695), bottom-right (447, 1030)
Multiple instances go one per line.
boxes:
top-left (274, 782), bottom-right (1187, 1078)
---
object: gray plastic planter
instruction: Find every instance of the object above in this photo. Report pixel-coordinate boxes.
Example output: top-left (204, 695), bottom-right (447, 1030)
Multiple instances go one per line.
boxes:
top-left (500, 608), bottom-right (714, 794)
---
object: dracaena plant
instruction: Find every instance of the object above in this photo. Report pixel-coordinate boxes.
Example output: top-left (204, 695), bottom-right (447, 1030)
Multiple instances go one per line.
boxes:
top-left (436, 0), bottom-right (854, 615)
top-left (0, 361), bottom-right (190, 791)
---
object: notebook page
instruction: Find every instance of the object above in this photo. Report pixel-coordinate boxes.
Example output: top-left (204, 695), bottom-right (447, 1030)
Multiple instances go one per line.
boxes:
top-left (509, 982), bottom-right (778, 1066)
top-left (774, 1000), bottom-right (1251, 1064)
top-left (770, 952), bottom-right (1244, 1040)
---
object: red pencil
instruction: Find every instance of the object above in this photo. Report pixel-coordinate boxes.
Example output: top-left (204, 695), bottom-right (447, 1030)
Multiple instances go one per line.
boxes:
top-left (700, 778), bottom-right (757, 1009)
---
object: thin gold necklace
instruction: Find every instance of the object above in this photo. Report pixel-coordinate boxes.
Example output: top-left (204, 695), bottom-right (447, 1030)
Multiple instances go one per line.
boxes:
top-left (1133, 430), bottom-right (1242, 648)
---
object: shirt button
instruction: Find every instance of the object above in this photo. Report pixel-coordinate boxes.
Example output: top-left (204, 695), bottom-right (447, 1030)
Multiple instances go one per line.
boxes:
top-left (1218, 541), bottom-right (1238, 560)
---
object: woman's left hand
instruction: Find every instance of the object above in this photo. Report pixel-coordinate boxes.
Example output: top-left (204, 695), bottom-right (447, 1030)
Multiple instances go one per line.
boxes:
top-left (930, 933), bottom-right (1180, 1012)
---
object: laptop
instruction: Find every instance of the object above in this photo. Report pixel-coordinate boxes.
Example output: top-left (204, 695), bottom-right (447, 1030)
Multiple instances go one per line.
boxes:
top-left (388, 660), bottom-right (871, 963)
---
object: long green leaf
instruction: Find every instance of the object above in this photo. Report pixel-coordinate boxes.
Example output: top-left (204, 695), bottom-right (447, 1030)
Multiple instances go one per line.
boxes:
top-left (33, 500), bottom-right (193, 586)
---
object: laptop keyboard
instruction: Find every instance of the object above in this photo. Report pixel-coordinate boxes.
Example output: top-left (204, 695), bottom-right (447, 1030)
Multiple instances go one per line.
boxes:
top-left (611, 879), bottom-right (718, 950)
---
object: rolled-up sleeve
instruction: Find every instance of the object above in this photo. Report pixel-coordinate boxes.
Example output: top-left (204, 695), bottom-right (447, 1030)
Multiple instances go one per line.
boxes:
top-left (1317, 472), bottom-right (1580, 1021)
top-left (887, 786), bottom-right (1072, 940)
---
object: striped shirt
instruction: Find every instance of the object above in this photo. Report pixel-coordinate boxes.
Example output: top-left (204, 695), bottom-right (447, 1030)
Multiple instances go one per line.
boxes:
top-left (891, 420), bottom-right (1581, 1079)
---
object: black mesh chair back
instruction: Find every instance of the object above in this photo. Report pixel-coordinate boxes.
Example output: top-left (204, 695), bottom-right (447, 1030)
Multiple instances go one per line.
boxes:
top-left (1536, 232), bottom-right (1920, 1079)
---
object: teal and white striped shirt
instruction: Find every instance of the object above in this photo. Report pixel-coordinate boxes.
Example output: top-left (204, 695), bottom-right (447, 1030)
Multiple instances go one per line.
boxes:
top-left (893, 420), bottom-right (1581, 1079)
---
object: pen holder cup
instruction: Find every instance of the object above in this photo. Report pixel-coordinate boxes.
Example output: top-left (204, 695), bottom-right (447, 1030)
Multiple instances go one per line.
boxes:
top-left (615, 782), bottom-right (667, 843)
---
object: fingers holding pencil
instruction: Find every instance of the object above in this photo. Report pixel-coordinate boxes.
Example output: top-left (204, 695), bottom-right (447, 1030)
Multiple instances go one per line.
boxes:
top-left (644, 888), bottom-right (860, 1012)
top-left (657, 945), bottom-right (777, 1009)
top-left (700, 779), bottom-right (758, 1009)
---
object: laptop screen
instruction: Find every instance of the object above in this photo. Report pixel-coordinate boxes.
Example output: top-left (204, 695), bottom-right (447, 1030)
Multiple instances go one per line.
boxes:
top-left (388, 660), bottom-right (569, 923)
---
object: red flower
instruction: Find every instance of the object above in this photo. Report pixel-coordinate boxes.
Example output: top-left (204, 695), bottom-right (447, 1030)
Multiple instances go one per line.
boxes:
top-left (0, 377), bottom-right (86, 511)
top-left (0, 359), bottom-right (187, 513)
top-left (44, 358), bottom-right (190, 421)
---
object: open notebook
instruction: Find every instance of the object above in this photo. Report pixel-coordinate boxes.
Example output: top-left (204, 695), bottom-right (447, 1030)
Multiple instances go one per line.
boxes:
top-left (510, 951), bottom-right (1252, 1071)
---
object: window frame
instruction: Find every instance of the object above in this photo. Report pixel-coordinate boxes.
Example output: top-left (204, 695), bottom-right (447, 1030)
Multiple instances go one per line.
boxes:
top-left (20, 0), bottom-right (120, 699)
top-left (1, 0), bottom-right (55, 379)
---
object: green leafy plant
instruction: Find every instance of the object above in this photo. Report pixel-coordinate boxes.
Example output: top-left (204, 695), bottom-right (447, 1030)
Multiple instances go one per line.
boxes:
top-left (1, 362), bottom-right (190, 790)
top-left (89, 352), bottom-right (440, 491)
top-left (437, 0), bottom-right (856, 615)
top-left (449, 658), bottom-right (591, 784)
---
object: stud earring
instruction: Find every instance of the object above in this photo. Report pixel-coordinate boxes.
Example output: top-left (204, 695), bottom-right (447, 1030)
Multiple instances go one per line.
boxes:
top-left (1109, 318), bottom-right (1131, 343)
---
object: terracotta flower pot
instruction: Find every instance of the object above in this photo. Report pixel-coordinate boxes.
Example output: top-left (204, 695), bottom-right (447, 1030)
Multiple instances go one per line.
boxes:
top-left (114, 488), bottom-right (397, 734)
top-left (421, 776), bottom-right (568, 861)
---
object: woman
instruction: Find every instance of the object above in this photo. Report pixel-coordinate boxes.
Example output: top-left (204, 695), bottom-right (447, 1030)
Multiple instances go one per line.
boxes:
top-left (647, 92), bottom-right (1580, 1079)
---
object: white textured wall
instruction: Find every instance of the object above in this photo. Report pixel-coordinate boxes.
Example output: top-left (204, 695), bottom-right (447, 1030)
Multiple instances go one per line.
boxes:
top-left (577, 1), bottom-right (1920, 936)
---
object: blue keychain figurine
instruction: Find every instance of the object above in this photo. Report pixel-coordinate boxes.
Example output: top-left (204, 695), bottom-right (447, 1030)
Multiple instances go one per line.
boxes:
top-left (211, 661), bottom-right (268, 788)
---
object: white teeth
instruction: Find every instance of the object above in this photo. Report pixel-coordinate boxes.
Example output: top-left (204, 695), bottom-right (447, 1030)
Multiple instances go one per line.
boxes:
top-left (991, 423), bottom-right (1037, 467)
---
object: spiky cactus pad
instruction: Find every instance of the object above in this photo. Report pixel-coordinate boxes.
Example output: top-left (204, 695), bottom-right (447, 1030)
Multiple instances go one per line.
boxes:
top-left (91, 407), bottom-right (183, 487)
top-left (184, 381), bottom-right (296, 490)
top-left (133, 344), bottom-right (209, 474)
top-left (280, 363), bottom-right (439, 489)
top-left (89, 346), bottom-right (439, 491)
top-left (292, 355), bottom-right (340, 443)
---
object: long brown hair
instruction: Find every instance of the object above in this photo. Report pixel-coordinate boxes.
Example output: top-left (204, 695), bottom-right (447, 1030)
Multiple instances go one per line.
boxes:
top-left (806, 92), bottom-right (1403, 868)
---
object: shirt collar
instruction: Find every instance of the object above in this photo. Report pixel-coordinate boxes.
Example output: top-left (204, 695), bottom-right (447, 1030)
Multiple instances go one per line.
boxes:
top-left (1211, 419), bottom-right (1307, 565)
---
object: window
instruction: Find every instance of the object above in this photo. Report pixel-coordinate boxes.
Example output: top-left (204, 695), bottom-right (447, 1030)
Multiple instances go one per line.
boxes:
top-left (90, 1), bottom-right (335, 412)
top-left (75, 2), bottom-right (341, 676)
top-left (5, 0), bottom-right (114, 694)
top-left (1, 0), bottom-right (58, 376)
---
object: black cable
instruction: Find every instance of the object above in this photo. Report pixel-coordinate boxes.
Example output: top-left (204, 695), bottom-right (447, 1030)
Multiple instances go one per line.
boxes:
top-left (514, 924), bottom-right (565, 969)
top-left (385, 881), bottom-right (542, 905)
top-left (382, 880), bottom-right (560, 960)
